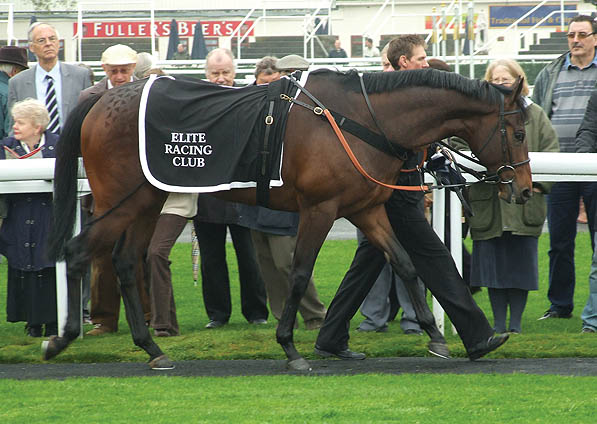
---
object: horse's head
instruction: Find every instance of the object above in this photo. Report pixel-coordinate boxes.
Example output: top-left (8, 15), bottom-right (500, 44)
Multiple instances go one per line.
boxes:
top-left (468, 78), bottom-right (532, 204)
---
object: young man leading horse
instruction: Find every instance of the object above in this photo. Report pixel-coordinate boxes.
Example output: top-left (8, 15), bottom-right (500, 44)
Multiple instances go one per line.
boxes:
top-left (315, 35), bottom-right (511, 361)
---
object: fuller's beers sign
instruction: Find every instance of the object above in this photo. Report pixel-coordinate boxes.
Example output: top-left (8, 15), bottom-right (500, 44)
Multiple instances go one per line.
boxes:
top-left (73, 20), bottom-right (254, 38)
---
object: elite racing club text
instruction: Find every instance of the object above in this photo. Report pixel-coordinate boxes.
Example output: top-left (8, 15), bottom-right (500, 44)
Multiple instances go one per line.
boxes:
top-left (165, 132), bottom-right (212, 167)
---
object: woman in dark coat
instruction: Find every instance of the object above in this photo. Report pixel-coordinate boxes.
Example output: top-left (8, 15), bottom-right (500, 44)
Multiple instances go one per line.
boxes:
top-left (0, 98), bottom-right (59, 337)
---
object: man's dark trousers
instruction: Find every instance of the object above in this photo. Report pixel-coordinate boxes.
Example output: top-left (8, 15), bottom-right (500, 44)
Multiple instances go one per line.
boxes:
top-left (316, 192), bottom-right (494, 352)
top-left (195, 222), bottom-right (268, 323)
top-left (547, 181), bottom-right (597, 315)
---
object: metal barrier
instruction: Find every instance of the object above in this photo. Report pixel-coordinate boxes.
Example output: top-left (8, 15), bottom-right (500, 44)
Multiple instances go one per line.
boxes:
top-left (3, 152), bottom-right (597, 337)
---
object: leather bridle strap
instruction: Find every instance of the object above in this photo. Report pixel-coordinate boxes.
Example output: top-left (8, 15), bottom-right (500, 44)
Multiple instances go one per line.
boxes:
top-left (322, 108), bottom-right (429, 191)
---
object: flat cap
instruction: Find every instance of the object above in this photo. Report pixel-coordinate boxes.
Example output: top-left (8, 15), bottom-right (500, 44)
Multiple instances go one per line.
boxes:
top-left (101, 44), bottom-right (138, 65)
top-left (276, 54), bottom-right (309, 71)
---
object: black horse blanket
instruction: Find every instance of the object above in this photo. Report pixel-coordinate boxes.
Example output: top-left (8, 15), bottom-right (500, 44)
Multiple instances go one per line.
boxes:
top-left (139, 74), bottom-right (301, 193)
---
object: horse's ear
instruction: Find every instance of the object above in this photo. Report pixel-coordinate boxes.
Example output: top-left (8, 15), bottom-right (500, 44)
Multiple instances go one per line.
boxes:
top-left (508, 76), bottom-right (524, 103)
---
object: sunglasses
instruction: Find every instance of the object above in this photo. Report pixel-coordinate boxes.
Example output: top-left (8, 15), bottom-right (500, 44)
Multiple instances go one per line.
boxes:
top-left (566, 32), bottom-right (594, 39)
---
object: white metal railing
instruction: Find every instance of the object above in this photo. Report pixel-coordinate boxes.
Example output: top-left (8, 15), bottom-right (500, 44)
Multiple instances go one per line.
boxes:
top-left (430, 152), bottom-right (597, 334)
top-left (0, 159), bottom-right (89, 338)
top-left (0, 2), bottom-right (14, 45)
top-left (4, 153), bottom-right (597, 339)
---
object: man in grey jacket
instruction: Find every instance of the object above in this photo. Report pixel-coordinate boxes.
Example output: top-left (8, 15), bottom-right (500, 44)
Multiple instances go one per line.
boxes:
top-left (8, 22), bottom-right (91, 132)
top-left (532, 14), bottom-right (597, 321)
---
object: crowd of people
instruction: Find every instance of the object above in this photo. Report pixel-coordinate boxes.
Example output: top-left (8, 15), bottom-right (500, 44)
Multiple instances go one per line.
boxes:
top-left (1, 17), bottom-right (596, 361)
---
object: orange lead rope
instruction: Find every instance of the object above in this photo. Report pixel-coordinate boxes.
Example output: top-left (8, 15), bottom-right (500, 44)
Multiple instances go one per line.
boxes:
top-left (322, 108), bottom-right (429, 192)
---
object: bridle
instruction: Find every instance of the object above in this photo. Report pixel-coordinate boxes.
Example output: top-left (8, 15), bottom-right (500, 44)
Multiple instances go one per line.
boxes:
top-left (284, 73), bottom-right (529, 191)
top-left (441, 92), bottom-right (529, 185)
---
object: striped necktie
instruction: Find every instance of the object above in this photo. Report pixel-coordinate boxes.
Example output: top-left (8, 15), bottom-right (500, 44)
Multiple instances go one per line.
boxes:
top-left (45, 75), bottom-right (60, 133)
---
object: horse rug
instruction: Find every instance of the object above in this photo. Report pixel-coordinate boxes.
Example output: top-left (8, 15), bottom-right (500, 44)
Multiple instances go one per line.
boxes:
top-left (138, 73), bottom-right (303, 193)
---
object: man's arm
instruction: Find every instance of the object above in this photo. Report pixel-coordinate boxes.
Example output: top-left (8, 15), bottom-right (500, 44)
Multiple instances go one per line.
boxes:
top-left (576, 91), bottom-right (597, 153)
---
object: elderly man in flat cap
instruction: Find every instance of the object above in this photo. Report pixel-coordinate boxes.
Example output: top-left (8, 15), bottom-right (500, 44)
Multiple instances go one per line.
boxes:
top-left (0, 46), bottom-right (28, 139)
top-left (8, 22), bottom-right (91, 134)
top-left (78, 44), bottom-right (138, 102)
top-left (80, 43), bottom-right (151, 336)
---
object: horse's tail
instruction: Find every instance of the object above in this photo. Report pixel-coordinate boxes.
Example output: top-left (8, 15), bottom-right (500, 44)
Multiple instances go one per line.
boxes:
top-left (48, 93), bottom-right (104, 261)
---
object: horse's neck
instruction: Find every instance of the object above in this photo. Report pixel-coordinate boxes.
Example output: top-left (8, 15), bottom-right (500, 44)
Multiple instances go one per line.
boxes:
top-left (375, 90), bottom-right (492, 149)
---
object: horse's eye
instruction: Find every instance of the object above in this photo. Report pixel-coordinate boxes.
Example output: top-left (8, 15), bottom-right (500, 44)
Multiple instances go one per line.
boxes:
top-left (514, 131), bottom-right (525, 143)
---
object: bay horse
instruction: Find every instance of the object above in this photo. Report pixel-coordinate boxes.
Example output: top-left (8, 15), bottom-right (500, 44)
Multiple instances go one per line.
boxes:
top-left (45, 69), bottom-right (530, 371)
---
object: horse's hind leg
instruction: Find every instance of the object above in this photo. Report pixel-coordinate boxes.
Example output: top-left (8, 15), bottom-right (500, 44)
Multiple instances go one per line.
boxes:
top-left (277, 204), bottom-right (335, 371)
top-left (351, 205), bottom-right (449, 358)
top-left (43, 229), bottom-right (93, 359)
top-left (112, 217), bottom-right (173, 370)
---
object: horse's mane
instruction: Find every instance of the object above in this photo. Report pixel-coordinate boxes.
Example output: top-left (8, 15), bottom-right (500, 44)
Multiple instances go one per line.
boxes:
top-left (309, 68), bottom-right (516, 107)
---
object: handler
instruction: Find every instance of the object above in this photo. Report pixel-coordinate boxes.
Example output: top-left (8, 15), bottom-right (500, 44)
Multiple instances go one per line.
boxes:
top-left (314, 35), bottom-right (509, 361)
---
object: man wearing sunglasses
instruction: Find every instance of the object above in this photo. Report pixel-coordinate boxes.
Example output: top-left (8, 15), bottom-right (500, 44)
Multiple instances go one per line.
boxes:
top-left (532, 15), bottom-right (597, 322)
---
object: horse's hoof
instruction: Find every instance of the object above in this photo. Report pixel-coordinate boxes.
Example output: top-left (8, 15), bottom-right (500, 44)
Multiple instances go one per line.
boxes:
top-left (42, 336), bottom-right (62, 360)
top-left (149, 354), bottom-right (175, 370)
top-left (428, 341), bottom-right (451, 359)
top-left (286, 357), bottom-right (312, 372)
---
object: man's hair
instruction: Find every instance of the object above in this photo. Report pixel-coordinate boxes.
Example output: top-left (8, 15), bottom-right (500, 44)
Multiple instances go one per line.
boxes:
top-left (205, 48), bottom-right (235, 71)
top-left (386, 34), bottom-right (426, 69)
top-left (28, 22), bottom-right (60, 42)
top-left (568, 15), bottom-right (597, 33)
top-left (254, 56), bottom-right (278, 78)
top-left (366, 37), bottom-right (373, 44)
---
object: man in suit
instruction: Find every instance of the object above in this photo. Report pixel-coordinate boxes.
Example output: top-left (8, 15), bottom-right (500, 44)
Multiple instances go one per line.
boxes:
top-left (8, 22), bottom-right (91, 131)
top-left (193, 48), bottom-right (269, 329)
top-left (79, 44), bottom-right (150, 336)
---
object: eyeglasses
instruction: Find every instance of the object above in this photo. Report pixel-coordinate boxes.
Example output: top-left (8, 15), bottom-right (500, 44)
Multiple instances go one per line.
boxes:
top-left (490, 78), bottom-right (515, 85)
top-left (566, 32), bottom-right (594, 40)
top-left (33, 36), bottom-right (58, 45)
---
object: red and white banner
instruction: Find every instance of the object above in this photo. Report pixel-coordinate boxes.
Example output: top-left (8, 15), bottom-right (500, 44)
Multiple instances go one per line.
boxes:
top-left (73, 20), bottom-right (255, 38)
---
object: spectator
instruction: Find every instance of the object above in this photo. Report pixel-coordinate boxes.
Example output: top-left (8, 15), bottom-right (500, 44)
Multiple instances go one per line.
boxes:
top-left (314, 34), bottom-right (507, 361)
top-left (0, 98), bottom-right (58, 337)
top-left (134, 52), bottom-right (156, 79)
top-left (0, 46), bottom-right (28, 138)
top-left (148, 192), bottom-right (198, 337)
top-left (276, 54), bottom-right (310, 75)
top-left (172, 43), bottom-right (190, 60)
top-left (363, 37), bottom-right (380, 58)
top-left (77, 63), bottom-right (95, 86)
top-left (532, 15), bottom-right (597, 321)
top-left (328, 39), bottom-right (348, 58)
top-left (79, 44), bottom-right (151, 336)
top-left (574, 88), bottom-right (597, 334)
top-left (8, 22), bottom-right (92, 133)
top-left (355, 41), bottom-right (428, 335)
top-left (248, 56), bottom-right (327, 330)
top-left (254, 56), bottom-right (280, 84)
top-left (194, 48), bottom-right (268, 329)
top-left (453, 59), bottom-right (559, 334)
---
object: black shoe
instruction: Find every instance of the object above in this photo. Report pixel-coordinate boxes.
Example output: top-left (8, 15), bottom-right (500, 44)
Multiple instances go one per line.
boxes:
top-left (467, 333), bottom-right (509, 361)
top-left (538, 310), bottom-right (572, 320)
top-left (249, 318), bottom-right (268, 325)
top-left (25, 324), bottom-right (42, 338)
top-left (314, 345), bottom-right (366, 360)
top-left (205, 320), bottom-right (227, 329)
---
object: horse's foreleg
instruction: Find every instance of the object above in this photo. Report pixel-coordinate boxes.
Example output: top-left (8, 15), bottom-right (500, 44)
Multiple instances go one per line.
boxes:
top-left (43, 231), bottom-right (91, 360)
top-left (353, 206), bottom-right (449, 358)
top-left (277, 205), bottom-right (335, 371)
top-left (112, 222), bottom-right (173, 370)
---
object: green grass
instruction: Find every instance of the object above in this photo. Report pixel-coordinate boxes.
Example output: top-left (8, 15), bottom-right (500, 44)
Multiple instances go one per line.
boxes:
top-left (1, 374), bottom-right (596, 423)
top-left (0, 232), bottom-right (595, 364)
top-left (1, 233), bottom-right (596, 423)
